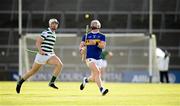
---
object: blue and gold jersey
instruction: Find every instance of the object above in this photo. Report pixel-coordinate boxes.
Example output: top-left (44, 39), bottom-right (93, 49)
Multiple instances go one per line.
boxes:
top-left (82, 32), bottom-right (106, 60)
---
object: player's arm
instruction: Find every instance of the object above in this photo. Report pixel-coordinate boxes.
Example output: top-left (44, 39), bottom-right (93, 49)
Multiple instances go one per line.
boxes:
top-left (79, 41), bottom-right (86, 54)
top-left (79, 35), bottom-right (86, 54)
top-left (82, 38), bottom-right (105, 48)
top-left (97, 35), bottom-right (106, 49)
top-left (97, 41), bottom-right (106, 49)
top-left (79, 41), bottom-right (85, 50)
top-left (36, 36), bottom-right (45, 55)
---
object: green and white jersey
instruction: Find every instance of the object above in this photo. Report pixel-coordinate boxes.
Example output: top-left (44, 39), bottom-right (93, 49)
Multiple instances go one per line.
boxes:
top-left (100, 51), bottom-right (109, 60)
top-left (40, 28), bottom-right (56, 53)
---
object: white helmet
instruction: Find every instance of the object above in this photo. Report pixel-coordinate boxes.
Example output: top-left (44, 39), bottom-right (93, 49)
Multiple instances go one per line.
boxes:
top-left (90, 20), bottom-right (101, 29)
top-left (49, 18), bottom-right (59, 25)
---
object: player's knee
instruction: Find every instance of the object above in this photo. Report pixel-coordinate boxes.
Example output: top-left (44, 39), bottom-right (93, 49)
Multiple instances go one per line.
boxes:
top-left (60, 61), bottom-right (63, 67)
top-left (56, 61), bottom-right (63, 69)
top-left (95, 71), bottom-right (101, 79)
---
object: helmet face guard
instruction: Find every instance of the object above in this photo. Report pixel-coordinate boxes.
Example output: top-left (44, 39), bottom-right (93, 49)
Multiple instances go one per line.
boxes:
top-left (91, 26), bottom-right (100, 30)
top-left (90, 20), bottom-right (101, 29)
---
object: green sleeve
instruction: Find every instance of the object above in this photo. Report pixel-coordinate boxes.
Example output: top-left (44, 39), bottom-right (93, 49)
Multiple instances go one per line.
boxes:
top-left (100, 51), bottom-right (109, 60)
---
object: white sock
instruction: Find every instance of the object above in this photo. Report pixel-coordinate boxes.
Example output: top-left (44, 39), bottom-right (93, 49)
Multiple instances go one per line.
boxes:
top-left (100, 87), bottom-right (106, 93)
top-left (83, 77), bottom-right (88, 86)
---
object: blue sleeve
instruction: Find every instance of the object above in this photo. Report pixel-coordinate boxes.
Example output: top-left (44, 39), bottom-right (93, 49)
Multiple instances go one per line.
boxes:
top-left (82, 35), bottom-right (86, 42)
top-left (100, 35), bottom-right (106, 42)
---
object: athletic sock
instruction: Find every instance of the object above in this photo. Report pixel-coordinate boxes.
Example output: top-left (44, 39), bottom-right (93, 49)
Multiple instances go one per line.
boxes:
top-left (18, 78), bottom-right (25, 85)
top-left (49, 76), bottom-right (57, 84)
top-left (100, 87), bottom-right (103, 92)
top-left (83, 77), bottom-right (88, 86)
top-left (85, 78), bottom-right (88, 83)
top-left (80, 77), bottom-right (88, 90)
top-left (100, 87), bottom-right (106, 93)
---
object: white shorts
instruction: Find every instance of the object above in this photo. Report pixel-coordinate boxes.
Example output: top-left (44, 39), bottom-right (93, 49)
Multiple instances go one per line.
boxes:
top-left (86, 58), bottom-right (102, 69)
top-left (101, 60), bottom-right (107, 68)
top-left (34, 53), bottom-right (55, 64)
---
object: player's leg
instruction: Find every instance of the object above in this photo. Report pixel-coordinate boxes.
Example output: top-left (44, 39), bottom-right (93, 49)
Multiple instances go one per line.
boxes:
top-left (99, 60), bottom-right (107, 82)
top-left (22, 63), bottom-right (42, 80)
top-left (80, 60), bottom-right (108, 96)
top-left (162, 72), bottom-right (166, 83)
top-left (100, 67), bottom-right (106, 82)
top-left (88, 71), bottom-right (95, 82)
top-left (88, 62), bottom-right (108, 96)
top-left (104, 61), bottom-right (107, 81)
top-left (160, 71), bottom-right (163, 83)
top-left (80, 69), bottom-right (95, 90)
top-left (47, 55), bottom-right (63, 89)
top-left (165, 71), bottom-right (169, 83)
top-left (89, 62), bottom-right (102, 87)
top-left (16, 62), bottom-right (42, 93)
top-left (80, 58), bottom-right (96, 90)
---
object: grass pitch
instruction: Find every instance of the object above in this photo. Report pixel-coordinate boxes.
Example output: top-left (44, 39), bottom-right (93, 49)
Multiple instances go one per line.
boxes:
top-left (0, 82), bottom-right (180, 106)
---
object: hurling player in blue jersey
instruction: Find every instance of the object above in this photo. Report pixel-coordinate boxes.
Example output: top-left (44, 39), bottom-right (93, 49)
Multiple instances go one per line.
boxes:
top-left (79, 20), bottom-right (109, 96)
